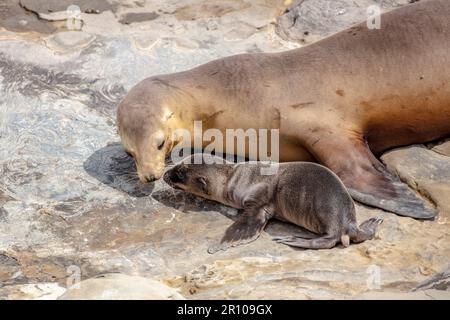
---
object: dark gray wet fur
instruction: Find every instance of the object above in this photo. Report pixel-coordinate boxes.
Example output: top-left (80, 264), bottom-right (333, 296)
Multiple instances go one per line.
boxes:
top-left (163, 155), bottom-right (383, 253)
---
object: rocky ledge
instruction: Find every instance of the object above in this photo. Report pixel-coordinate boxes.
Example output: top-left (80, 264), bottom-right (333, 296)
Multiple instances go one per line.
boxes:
top-left (0, 0), bottom-right (448, 299)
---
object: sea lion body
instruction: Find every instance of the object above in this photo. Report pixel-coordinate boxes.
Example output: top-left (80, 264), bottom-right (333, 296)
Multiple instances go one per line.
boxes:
top-left (163, 155), bottom-right (383, 252)
top-left (118, 0), bottom-right (450, 219)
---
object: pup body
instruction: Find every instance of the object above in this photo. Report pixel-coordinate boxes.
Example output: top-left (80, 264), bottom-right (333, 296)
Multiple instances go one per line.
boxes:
top-left (164, 155), bottom-right (382, 253)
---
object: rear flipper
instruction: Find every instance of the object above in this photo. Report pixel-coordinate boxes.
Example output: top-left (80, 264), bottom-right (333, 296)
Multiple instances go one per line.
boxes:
top-left (273, 235), bottom-right (338, 249)
top-left (350, 217), bottom-right (384, 243)
top-left (307, 132), bottom-right (437, 220)
top-left (273, 217), bottom-right (383, 249)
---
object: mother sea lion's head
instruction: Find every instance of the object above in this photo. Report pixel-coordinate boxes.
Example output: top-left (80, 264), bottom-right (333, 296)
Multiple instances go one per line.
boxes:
top-left (117, 97), bottom-right (180, 183)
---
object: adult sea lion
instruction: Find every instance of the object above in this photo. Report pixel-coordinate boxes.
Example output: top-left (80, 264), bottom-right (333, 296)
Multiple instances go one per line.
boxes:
top-left (117, 0), bottom-right (450, 219)
top-left (163, 155), bottom-right (384, 252)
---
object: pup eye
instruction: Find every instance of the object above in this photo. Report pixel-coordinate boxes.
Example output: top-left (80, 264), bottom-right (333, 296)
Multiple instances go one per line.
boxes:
top-left (176, 170), bottom-right (185, 181)
top-left (157, 139), bottom-right (165, 150)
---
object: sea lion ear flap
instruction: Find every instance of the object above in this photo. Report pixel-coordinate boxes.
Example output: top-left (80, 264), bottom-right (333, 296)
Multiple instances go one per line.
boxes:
top-left (196, 177), bottom-right (210, 195)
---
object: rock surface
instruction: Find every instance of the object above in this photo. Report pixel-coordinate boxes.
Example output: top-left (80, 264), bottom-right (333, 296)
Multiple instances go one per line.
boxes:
top-left (59, 273), bottom-right (185, 300)
top-left (276, 0), bottom-right (413, 44)
top-left (0, 0), bottom-right (448, 300)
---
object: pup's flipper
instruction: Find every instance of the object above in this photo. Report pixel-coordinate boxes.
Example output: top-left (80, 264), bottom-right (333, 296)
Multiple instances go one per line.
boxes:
top-left (272, 227), bottom-right (319, 241)
top-left (273, 235), bottom-right (338, 249)
top-left (208, 207), bottom-right (270, 254)
top-left (308, 133), bottom-right (437, 219)
top-left (350, 217), bottom-right (384, 243)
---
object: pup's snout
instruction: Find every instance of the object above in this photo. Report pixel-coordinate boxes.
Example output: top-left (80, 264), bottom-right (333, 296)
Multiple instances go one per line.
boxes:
top-left (163, 170), bottom-right (172, 186)
top-left (163, 167), bottom-right (186, 186)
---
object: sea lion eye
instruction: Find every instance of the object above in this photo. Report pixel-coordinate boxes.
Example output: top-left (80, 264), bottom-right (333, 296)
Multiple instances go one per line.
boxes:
top-left (176, 170), bottom-right (186, 181)
top-left (157, 139), bottom-right (166, 150)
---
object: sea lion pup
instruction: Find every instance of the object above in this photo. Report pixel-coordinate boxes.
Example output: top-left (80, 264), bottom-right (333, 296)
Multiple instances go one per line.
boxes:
top-left (117, 0), bottom-right (450, 220)
top-left (163, 154), bottom-right (383, 253)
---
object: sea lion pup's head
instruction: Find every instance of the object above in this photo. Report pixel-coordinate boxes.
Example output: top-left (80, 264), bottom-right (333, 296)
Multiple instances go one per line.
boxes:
top-left (163, 154), bottom-right (233, 202)
top-left (117, 86), bottom-right (182, 183)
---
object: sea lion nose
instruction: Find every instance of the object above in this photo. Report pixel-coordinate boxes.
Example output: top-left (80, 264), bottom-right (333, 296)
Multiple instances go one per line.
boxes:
top-left (145, 173), bottom-right (155, 182)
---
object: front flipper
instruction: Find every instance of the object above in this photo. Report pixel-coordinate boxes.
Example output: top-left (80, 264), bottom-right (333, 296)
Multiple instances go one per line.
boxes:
top-left (307, 132), bottom-right (437, 219)
top-left (208, 206), bottom-right (272, 254)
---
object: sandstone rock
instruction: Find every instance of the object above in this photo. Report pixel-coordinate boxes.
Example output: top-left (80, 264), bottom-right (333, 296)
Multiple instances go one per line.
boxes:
top-left (59, 274), bottom-right (185, 300)
top-left (432, 139), bottom-right (450, 157)
top-left (382, 146), bottom-right (450, 218)
top-left (19, 0), bottom-right (117, 18)
top-left (44, 31), bottom-right (95, 53)
top-left (356, 289), bottom-right (450, 300)
top-left (414, 265), bottom-right (450, 291)
top-left (175, 0), bottom-right (251, 21)
top-left (0, 0), bottom-right (56, 34)
top-left (0, 283), bottom-right (66, 300)
top-left (173, 37), bottom-right (200, 50)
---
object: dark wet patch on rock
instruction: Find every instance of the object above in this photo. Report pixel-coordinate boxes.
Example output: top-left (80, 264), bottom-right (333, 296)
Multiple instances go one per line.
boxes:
top-left (152, 188), bottom-right (238, 219)
top-left (119, 12), bottom-right (160, 24)
top-left (84, 143), bottom-right (154, 197)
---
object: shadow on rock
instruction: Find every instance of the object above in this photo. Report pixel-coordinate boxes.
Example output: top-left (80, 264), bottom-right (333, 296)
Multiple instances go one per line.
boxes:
top-left (152, 187), bottom-right (316, 240)
top-left (151, 188), bottom-right (238, 219)
top-left (84, 143), bottom-right (154, 197)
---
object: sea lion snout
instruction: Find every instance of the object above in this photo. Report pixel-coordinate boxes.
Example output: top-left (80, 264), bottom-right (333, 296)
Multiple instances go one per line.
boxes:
top-left (136, 160), bottom-right (166, 183)
top-left (137, 167), bottom-right (158, 183)
top-left (143, 173), bottom-right (155, 183)
top-left (163, 166), bottom-right (187, 188)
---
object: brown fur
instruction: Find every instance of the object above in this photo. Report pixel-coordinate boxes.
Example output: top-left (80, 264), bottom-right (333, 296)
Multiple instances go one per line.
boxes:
top-left (117, 0), bottom-right (449, 218)
top-left (163, 155), bottom-right (383, 252)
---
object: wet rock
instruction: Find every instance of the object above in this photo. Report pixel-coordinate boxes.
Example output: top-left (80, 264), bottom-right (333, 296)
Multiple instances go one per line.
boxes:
top-left (83, 143), bottom-right (153, 197)
top-left (0, 0), bottom-right (448, 301)
top-left (276, 0), bottom-right (414, 44)
top-left (59, 274), bottom-right (185, 300)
